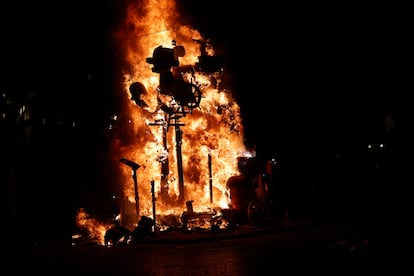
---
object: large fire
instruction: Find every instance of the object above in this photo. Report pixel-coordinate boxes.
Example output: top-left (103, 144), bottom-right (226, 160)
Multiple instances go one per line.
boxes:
top-left (75, 0), bottom-right (256, 245)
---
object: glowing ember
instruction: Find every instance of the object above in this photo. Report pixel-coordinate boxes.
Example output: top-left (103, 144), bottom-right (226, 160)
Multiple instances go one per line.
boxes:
top-left (76, 0), bottom-right (254, 241)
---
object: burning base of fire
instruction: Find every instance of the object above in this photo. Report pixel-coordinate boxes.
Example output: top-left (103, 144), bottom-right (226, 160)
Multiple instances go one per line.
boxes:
top-left (72, 200), bottom-right (266, 247)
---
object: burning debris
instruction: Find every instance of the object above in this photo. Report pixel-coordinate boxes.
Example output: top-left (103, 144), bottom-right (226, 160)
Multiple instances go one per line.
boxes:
top-left (181, 200), bottom-right (220, 231)
top-left (73, 154), bottom-right (272, 246)
top-left (104, 220), bottom-right (133, 247)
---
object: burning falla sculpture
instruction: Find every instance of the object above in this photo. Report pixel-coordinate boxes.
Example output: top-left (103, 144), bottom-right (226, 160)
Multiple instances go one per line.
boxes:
top-left (100, 36), bottom-right (273, 246)
top-left (129, 39), bottom-right (224, 119)
top-left (92, 38), bottom-right (268, 246)
top-left (123, 39), bottom-right (229, 232)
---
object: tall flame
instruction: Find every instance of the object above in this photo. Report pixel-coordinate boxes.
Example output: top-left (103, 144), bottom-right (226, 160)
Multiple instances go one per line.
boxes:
top-left (77, 0), bottom-right (254, 236)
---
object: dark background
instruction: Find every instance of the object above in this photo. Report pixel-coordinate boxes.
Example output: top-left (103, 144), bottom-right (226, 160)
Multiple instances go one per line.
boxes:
top-left (2, 1), bottom-right (413, 242)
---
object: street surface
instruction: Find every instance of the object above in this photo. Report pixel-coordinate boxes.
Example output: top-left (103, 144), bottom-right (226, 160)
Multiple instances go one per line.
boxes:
top-left (13, 217), bottom-right (410, 275)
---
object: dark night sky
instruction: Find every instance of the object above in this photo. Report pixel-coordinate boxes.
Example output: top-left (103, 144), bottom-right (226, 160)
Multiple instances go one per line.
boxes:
top-left (0, 1), bottom-right (118, 92)
top-left (1, 1), bottom-right (411, 134)
top-left (177, 1), bottom-right (413, 152)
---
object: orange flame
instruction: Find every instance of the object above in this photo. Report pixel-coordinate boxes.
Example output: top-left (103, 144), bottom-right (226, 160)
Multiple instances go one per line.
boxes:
top-left (76, 0), bottom-right (254, 236)
top-left (74, 208), bottom-right (110, 245)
